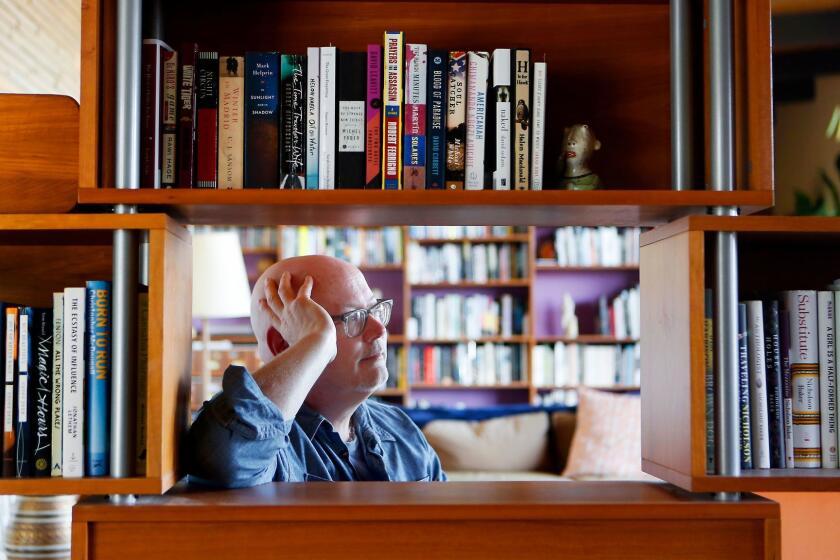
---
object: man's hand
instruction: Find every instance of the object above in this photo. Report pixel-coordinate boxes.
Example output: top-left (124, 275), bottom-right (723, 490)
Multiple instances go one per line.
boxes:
top-left (259, 271), bottom-right (337, 361)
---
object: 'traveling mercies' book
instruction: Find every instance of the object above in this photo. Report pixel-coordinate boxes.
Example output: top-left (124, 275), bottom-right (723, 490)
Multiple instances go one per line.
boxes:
top-left (491, 49), bottom-right (511, 191)
top-left (737, 303), bottom-right (753, 469)
top-left (403, 44), bottom-right (427, 190)
top-left (817, 291), bottom-right (837, 468)
top-left (337, 52), bottom-right (366, 189)
top-left (161, 49), bottom-right (179, 188)
top-left (306, 47), bottom-right (320, 190)
top-left (62, 287), bottom-right (86, 478)
top-left (319, 46), bottom-right (338, 189)
top-left (465, 51), bottom-right (489, 190)
top-left (32, 307), bottom-right (52, 477)
top-left (745, 300), bottom-right (770, 469)
top-left (426, 50), bottom-right (447, 189)
top-left (445, 51), bottom-right (467, 190)
top-left (218, 56), bottom-right (245, 189)
top-left (365, 45), bottom-right (383, 189)
top-left (382, 32), bottom-right (404, 190)
top-left (280, 54), bottom-right (307, 189)
top-left (85, 281), bottom-right (111, 477)
top-left (511, 48), bottom-right (531, 190)
top-left (196, 51), bottom-right (219, 188)
top-left (244, 52), bottom-right (280, 188)
top-left (177, 43), bottom-right (199, 187)
top-left (51, 292), bottom-right (63, 477)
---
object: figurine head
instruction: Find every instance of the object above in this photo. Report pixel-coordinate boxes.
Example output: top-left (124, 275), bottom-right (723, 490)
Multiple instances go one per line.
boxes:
top-left (562, 124), bottom-right (601, 171)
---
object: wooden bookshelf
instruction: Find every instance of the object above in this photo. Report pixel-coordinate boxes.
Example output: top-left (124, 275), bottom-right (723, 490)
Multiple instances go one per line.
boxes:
top-left (535, 265), bottom-right (640, 272)
top-left (413, 235), bottom-right (531, 244)
top-left (409, 280), bottom-right (529, 288)
top-left (535, 385), bottom-right (641, 392)
top-left (534, 335), bottom-right (639, 345)
top-left (410, 383), bottom-right (530, 391)
top-left (408, 336), bottom-right (530, 344)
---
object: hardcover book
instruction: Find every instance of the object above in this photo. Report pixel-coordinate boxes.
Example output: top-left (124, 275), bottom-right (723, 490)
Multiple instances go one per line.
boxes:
top-left (511, 49), bottom-right (531, 190)
top-left (161, 49), bottom-right (179, 188)
top-left (244, 52), bottom-right (280, 188)
top-left (745, 300), bottom-right (770, 469)
top-left (490, 49), bottom-right (511, 190)
top-left (177, 43), bottom-right (199, 188)
top-left (337, 52), bottom-right (366, 188)
top-left (817, 291), bottom-right (837, 468)
top-left (531, 61), bottom-right (547, 190)
top-left (382, 32), bottom-right (404, 189)
top-left (31, 308), bottom-right (52, 477)
top-left (426, 50), bottom-right (447, 189)
top-left (445, 51), bottom-right (467, 190)
top-left (737, 303), bottom-right (753, 469)
top-left (62, 287), bottom-right (86, 478)
top-left (280, 54), bottom-right (307, 189)
top-left (4, 305), bottom-right (17, 477)
top-left (465, 51), bottom-right (489, 190)
top-left (140, 39), bottom-right (173, 188)
top-left (319, 46), bottom-right (338, 189)
top-left (779, 309), bottom-right (795, 468)
top-left (763, 300), bottom-right (786, 468)
top-left (196, 51), bottom-right (219, 188)
top-left (218, 56), bottom-right (245, 189)
top-left (704, 289), bottom-right (715, 474)
top-left (51, 293), bottom-right (63, 476)
top-left (85, 281), bottom-right (111, 477)
top-left (403, 44), bottom-right (428, 189)
top-left (16, 307), bottom-right (32, 477)
top-left (365, 45), bottom-right (383, 189)
top-left (306, 47), bottom-right (320, 189)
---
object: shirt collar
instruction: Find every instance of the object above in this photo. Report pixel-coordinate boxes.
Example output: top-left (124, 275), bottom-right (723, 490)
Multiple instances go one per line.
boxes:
top-left (296, 401), bottom-right (396, 443)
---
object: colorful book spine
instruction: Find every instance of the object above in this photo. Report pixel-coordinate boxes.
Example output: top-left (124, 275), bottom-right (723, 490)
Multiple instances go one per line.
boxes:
top-left (177, 43), bottom-right (199, 187)
top-left (319, 46), bottom-right (338, 189)
top-left (445, 51), bottom-right (467, 190)
top-left (244, 52), bottom-right (280, 188)
top-left (704, 289), bottom-right (715, 474)
top-left (817, 291), bottom-right (837, 468)
top-left (140, 39), bottom-right (173, 188)
top-left (280, 54), bottom-right (307, 189)
top-left (62, 287), bottom-right (86, 478)
top-left (745, 301), bottom-right (770, 469)
top-left (4, 306), bottom-right (17, 477)
top-left (426, 50), bottom-right (447, 189)
top-left (465, 51), bottom-right (489, 190)
top-left (306, 47), bottom-right (320, 189)
top-left (85, 281), bottom-right (111, 477)
top-left (365, 45), bottom-right (382, 189)
top-left (511, 49), bottom-right (531, 190)
top-left (51, 293), bottom-right (63, 476)
top-left (785, 290), bottom-right (822, 468)
top-left (491, 49), bottom-right (511, 190)
top-left (779, 309), bottom-right (795, 468)
top-left (530, 61), bottom-right (547, 191)
top-left (196, 51), bottom-right (219, 188)
top-left (763, 300), bottom-right (786, 468)
top-left (337, 51), bottom-right (366, 188)
top-left (218, 56), bottom-right (245, 189)
top-left (403, 44), bottom-right (427, 190)
top-left (382, 32), bottom-right (404, 190)
top-left (32, 308), bottom-right (52, 477)
top-left (161, 49), bottom-right (179, 188)
top-left (737, 303), bottom-right (753, 469)
top-left (16, 307), bottom-right (32, 477)
top-left (135, 290), bottom-right (149, 476)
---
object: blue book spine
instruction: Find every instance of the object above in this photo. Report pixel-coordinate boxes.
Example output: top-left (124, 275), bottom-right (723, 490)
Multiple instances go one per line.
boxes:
top-left (244, 52), bottom-right (280, 188)
top-left (426, 50), bottom-right (447, 189)
top-left (85, 281), bottom-right (111, 477)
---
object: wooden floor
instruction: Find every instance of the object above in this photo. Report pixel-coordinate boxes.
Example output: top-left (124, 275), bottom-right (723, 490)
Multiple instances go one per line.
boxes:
top-left (72, 481), bottom-right (780, 559)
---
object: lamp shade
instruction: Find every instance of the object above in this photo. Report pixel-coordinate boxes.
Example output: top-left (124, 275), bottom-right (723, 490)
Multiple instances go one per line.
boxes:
top-left (192, 231), bottom-right (252, 319)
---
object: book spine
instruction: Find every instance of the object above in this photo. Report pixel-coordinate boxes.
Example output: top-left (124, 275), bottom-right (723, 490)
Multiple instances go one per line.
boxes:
top-left (62, 287), bottom-right (85, 478)
top-left (51, 293), bottom-right (63, 476)
top-left (4, 307), bottom-right (17, 477)
top-left (280, 54), bottom-right (307, 189)
top-left (465, 51), bottom-right (489, 190)
top-left (512, 49), bottom-right (531, 190)
top-left (177, 43), bottom-right (198, 187)
top-left (218, 56), bottom-right (245, 189)
top-left (737, 303), bottom-right (753, 469)
top-left (85, 281), bottom-right (111, 477)
top-left (196, 51), bottom-right (219, 188)
top-left (445, 51), bottom-right (467, 190)
top-left (161, 49), bottom-right (179, 188)
top-left (762, 300), bottom-right (786, 468)
top-left (244, 52), bottom-right (280, 188)
top-left (704, 289), bottom-right (715, 474)
top-left (779, 309), bottom-right (795, 468)
top-left (746, 300), bottom-right (771, 469)
top-left (135, 290), bottom-right (149, 476)
top-left (140, 39), bottom-right (171, 188)
top-left (31, 308), bottom-right (52, 477)
top-left (337, 52), bottom-right (366, 189)
top-left (319, 46), bottom-right (338, 189)
top-left (16, 307), bottom-right (31, 477)
top-left (530, 61), bottom-right (547, 191)
top-left (365, 45), bottom-right (382, 188)
top-left (491, 49), bottom-right (511, 190)
top-left (785, 290), bottom-right (822, 468)
top-left (817, 291), bottom-right (838, 467)
top-left (306, 47), bottom-right (320, 189)
top-left (382, 32), bottom-right (404, 190)
top-left (403, 44), bottom-right (427, 190)
top-left (426, 50), bottom-right (447, 189)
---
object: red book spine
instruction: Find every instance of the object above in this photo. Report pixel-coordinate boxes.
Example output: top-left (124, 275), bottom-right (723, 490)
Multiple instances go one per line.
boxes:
top-left (365, 45), bottom-right (382, 188)
top-left (196, 51), bottom-right (219, 188)
top-left (177, 43), bottom-right (198, 187)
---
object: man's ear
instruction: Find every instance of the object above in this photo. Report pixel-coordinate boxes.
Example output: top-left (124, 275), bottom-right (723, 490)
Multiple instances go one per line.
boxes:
top-left (266, 327), bottom-right (289, 356)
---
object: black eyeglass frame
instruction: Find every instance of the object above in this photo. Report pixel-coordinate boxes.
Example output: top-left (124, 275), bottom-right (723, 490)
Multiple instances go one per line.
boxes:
top-left (329, 298), bottom-right (393, 337)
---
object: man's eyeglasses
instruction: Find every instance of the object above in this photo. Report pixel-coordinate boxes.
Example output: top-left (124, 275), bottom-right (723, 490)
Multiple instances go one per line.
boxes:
top-left (330, 299), bottom-right (393, 338)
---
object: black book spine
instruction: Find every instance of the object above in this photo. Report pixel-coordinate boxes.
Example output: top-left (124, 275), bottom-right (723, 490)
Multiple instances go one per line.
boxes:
top-left (280, 54), bottom-right (307, 189)
top-left (704, 289), bottom-right (715, 474)
top-left (16, 307), bottom-right (32, 477)
top-left (427, 50), bottom-right (447, 189)
top-left (244, 52), bottom-right (280, 188)
top-left (31, 308), bottom-right (52, 477)
top-left (337, 52), bottom-right (366, 188)
top-left (738, 303), bottom-right (753, 470)
top-left (763, 300), bottom-right (786, 468)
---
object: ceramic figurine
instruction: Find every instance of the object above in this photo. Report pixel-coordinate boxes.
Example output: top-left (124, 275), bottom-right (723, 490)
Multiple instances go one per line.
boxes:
top-left (561, 293), bottom-right (579, 339)
top-left (558, 124), bottom-right (601, 190)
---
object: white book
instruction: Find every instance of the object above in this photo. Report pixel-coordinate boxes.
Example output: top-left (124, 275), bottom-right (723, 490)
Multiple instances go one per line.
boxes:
top-left (491, 49), bottom-right (511, 190)
top-left (785, 290), bottom-right (822, 468)
top-left (465, 51), bottom-right (490, 190)
top-left (746, 300), bottom-right (771, 469)
top-left (51, 292), bottom-right (63, 477)
top-left (833, 282), bottom-right (840, 468)
top-left (318, 46), bottom-right (337, 189)
top-left (530, 61), bottom-right (547, 190)
top-left (306, 47), bottom-right (320, 188)
top-left (62, 287), bottom-right (86, 478)
top-left (817, 291), bottom-right (838, 467)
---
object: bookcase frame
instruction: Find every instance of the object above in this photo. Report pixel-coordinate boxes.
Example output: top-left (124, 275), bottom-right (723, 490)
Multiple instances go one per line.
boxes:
top-left (0, 214), bottom-right (191, 495)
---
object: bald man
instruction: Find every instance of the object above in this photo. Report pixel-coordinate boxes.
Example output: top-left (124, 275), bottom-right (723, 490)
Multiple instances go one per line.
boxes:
top-left (187, 255), bottom-right (446, 486)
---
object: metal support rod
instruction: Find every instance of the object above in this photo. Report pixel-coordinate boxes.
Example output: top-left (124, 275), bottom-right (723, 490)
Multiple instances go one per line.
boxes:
top-left (111, 0), bottom-right (143, 480)
top-left (710, 0), bottom-right (735, 193)
top-left (670, 0), bottom-right (693, 191)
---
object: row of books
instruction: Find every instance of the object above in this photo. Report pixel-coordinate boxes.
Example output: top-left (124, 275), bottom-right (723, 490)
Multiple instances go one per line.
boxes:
top-left (407, 226), bottom-right (528, 239)
top-left (595, 286), bottom-right (641, 340)
top-left (407, 242), bottom-right (528, 284)
top-left (1, 285), bottom-right (148, 478)
top-left (407, 343), bottom-right (527, 386)
top-left (531, 342), bottom-right (640, 388)
top-left (236, 227), bottom-right (279, 250)
top-left (384, 346), bottom-right (404, 389)
top-left (706, 286), bottom-right (840, 472)
top-left (280, 226), bottom-right (403, 266)
top-left (407, 293), bottom-right (527, 340)
top-left (142, 33), bottom-right (547, 190)
top-left (546, 227), bottom-right (641, 267)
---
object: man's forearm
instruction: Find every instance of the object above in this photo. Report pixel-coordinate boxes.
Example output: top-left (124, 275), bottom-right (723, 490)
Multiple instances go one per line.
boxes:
top-left (251, 332), bottom-right (335, 421)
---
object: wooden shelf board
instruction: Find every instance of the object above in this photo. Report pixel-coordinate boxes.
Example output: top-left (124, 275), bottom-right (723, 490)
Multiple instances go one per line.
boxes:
top-left (0, 477), bottom-right (164, 495)
top-left (643, 460), bottom-right (840, 492)
top-left (410, 280), bottom-right (529, 288)
top-left (535, 335), bottom-right (639, 344)
top-left (373, 388), bottom-right (406, 397)
top-left (535, 385), bottom-right (640, 391)
top-left (410, 383), bottom-right (530, 390)
top-left (413, 235), bottom-right (530, 244)
top-left (359, 264), bottom-right (403, 271)
top-left (76, 189), bottom-right (772, 227)
top-left (535, 264), bottom-right (640, 272)
top-left (408, 336), bottom-right (529, 344)
top-left (242, 246), bottom-right (276, 254)
top-left (641, 215), bottom-right (840, 246)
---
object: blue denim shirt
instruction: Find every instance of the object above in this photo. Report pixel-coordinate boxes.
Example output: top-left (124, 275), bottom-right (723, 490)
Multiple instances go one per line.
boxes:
top-left (187, 365), bottom-right (447, 486)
